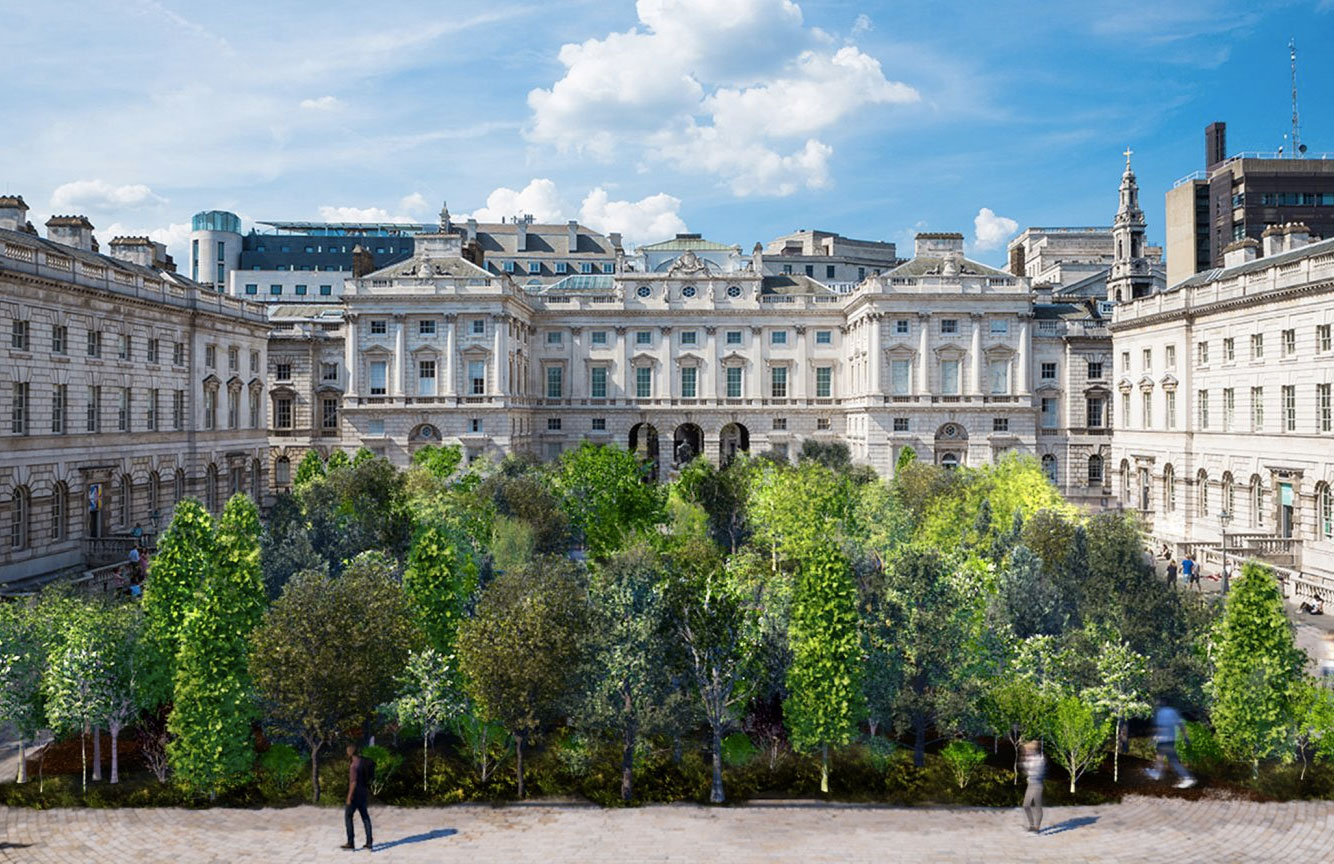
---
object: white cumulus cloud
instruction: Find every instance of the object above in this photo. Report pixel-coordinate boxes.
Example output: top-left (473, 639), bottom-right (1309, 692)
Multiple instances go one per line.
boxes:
top-left (973, 207), bottom-right (1018, 251)
top-left (398, 192), bottom-right (430, 215)
top-left (99, 221), bottom-right (194, 263)
top-left (299, 96), bottom-right (341, 111)
top-left (526, 0), bottom-right (918, 196)
top-left (317, 205), bottom-right (417, 223)
top-left (468, 178), bottom-right (567, 223)
top-left (51, 179), bottom-right (164, 212)
top-left (578, 188), bottom-right (686, 245)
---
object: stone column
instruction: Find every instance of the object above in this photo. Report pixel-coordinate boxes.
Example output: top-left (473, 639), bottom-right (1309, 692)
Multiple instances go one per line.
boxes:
top-left (1017, 314), bottom-right (1031, 395)
top-left (392, 314), bottom-right (405, 397)
top-left (917, 312), bottom-right (931, 395)
top-left (969, 312), bottom-right (983, 395)
top-left (704, 326), bottom-right (717, 401)
top-left (343, 314), bottom-right (359, 398)
top-left (794, 325), bottom-right (808, 401)
top-left (660, 326), bottom-right (672, 401)
top-left (491, 314), bottom-right (506, 397)
top-left (753, 326), bottom-right (765, 401)
top-left (442, 314), bottom-right (456, 396)
top-left (618, 326), bottom-right (631, 399)
top-left (570, 327), bottom-right (583, 401)
top-left (868, 316), bottom-right (881, 397)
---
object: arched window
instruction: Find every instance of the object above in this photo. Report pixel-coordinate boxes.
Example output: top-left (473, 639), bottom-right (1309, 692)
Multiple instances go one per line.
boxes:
top-left (1196, 470), bottom-right (1209, 517)
top-left (1319, 483), bottom-right (1333, 541)
top-left (10, 487), bottom-right (31, 550)
top-left (119, 474), bottom-right (132, 529)
top-left (251, 458), bottom-right (262, 502)
top-left (174, 468), bottom-right (186, 505)
top-left (148, 471), bottom-right (160, 520)
top-left (1251, 476), bottom-right (1264, 527)
top-left (1222, 472), bottom-right (1235, 519)
top-left (1163, 464), bottom-right (1176, 512)
top-left (1087, 455), bottom-right (1104, 486)
top-left (274, 456), bottom-right (291, 488)
top-left (940, 452), bottom-right (960, 470)
top-left (205, 464), bottom-right (219, 513)
top-left (1041, 454), bottom-right (1058, 483)
top-left (51, 481), bottom-right (67, 542)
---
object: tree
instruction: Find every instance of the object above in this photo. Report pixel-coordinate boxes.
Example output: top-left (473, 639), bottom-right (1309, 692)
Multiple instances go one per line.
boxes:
top-left (301, 455), bottom-right (412, 573)
top-left (101, 605), bottom-right (145, 784)
top-left (1045, 693), bottom-right (1110, 793)
top-left (403, 523), bottom-right (478, 655)
top-left (674, 456), bottom-right (752, 553)
top-left (395, 648), bottom-right (464, 791)
top-left (798, 439), bottom-right (851, 472)
top-left (326, 448), bottom-right (351, 471)
top-left (139, 499), bottom-right (215, 708)
top-left (0, 601), bottom-right (45, 783)
top-left (1085, 639), bottom-right (1151, 783)
top-left (411, 443), bottom-right (463, 480)
top-left (168, 494), bottom-right (266, 797)
top-left (1291, 677), bottom-right (1334, 780)
top-left (43, 606), bottom-right (113, 793)
top-left (982, 674), bottom-right (1051, 783)
top-left (579, 543), bottom-right (675, 801)
top-left (456, 557), bottom-right (590, 797)
top-left (784, 541), bottom-right (865, 793)
top-left (552, 442), bottom-right (665, 560)
top-left (1209, 562), bottom-right (1306, 774)
top-left (293, 449), bottom-right (326, 487)
top-left (250, 556), bottom-right (420, 802)
top-left (993, 544), bottom-right (1066, 638)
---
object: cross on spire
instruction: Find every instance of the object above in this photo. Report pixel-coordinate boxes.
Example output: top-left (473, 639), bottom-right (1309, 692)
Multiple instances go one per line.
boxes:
top-left (1123, 147), bottom-right (1134, 170)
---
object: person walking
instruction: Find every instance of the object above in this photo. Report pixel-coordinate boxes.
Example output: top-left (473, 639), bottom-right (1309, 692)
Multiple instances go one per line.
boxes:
top-left (1180, 554), bottom-right (1196, 591)
top-left (1145, 702), bottom-right (1195, 788)
top-left (1021, 740), bottom-right (1045, 834)
top-left (1165, 558), bottom-right (1178, 588)
top-left (342, 744), bottom-right (374, 851)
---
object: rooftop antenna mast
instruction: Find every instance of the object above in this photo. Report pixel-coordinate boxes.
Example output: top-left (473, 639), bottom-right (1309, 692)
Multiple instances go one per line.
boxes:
top-left (1290, 38), bottom-right (1304, 158)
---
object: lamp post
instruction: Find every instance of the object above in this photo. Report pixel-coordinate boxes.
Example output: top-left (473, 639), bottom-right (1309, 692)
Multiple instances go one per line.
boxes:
top-left (1219, 508), bottom-right (1233, 595)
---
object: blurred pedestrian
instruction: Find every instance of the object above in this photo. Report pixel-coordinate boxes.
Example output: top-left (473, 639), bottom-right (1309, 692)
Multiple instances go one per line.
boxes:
top-left (1166, 558), bottom-right (1178, 587)
top-left (341, 743), bottom-right (374, 851)
top-left (1021, 740), bottom-right (1045, 834)
top-left (1145, 702), bottom-right (1195, 788)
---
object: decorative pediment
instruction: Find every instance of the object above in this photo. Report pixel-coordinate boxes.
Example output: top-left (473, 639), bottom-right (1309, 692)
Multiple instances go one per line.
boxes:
top-left (1117, 376), bottom-right (1134, 394)
top-left (885, 344), bottom-right (916, 359)
top-left (1138, 374), bottom-right (1155, 392)
top-left (934, 343), bottom-right (967, 360)
top-left (410, 345), bottom-right (441, 358)
top-left (720, 351), bottom-right (749, 367)
top-left (631, 351), bottom-right (660, 367)
top-left (362, 341), bottom-right (392, 354)
top-left (314, 383), bottom-right (343, 395)
top-left (1158, 373), bottom-right (1179, 392)
top-left (459, 344), bottom-right (492, 359)
top-left (225, 375), bottom-right (243, 392)
top-left (674, 351), bottom-right (704, 366)
top-left (202, 373), bottom-right (221, 390)
top-left (247, 377), bottom-right (264, 391)
top-left (983, 344), bottom-right (1016, 359)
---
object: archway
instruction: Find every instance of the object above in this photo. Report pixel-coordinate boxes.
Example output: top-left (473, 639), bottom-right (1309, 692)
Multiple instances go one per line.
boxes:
top-left (719, 422), bottom-right (749, 467)
top-left (629, 422), bottom-right (660, 481)
top-left (934, 422), bottom-right (968, 469)
top-left (409, 423), bottom-right (443, 456)
top-left (673, 423), bottom-right (703, 466)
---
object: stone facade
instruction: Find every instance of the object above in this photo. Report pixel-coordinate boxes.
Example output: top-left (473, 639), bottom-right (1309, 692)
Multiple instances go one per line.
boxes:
top-left (0, 198), bottom-right (270, 585)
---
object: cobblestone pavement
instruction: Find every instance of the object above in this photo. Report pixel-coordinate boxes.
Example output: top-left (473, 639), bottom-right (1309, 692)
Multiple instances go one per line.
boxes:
top-left (3, 796), bottom-right (1332, 863)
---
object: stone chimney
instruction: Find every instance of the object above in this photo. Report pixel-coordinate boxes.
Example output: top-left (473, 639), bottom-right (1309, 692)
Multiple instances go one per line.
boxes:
top-left (46, 215), bottom-right (97, 252)
top-left (108, 236), bottom-right (164, 269)
top-left (1262, 225), bottom-right (1284, 258)
top-left (465, 217), bottom-right (477, 243)
top-left (609, 232), bottom-right (622, 251)
top-left (1222, 237), bottom-right (1259, 268)
top-left (1284, 222), bottom-right (1311, 251)
top-left (351, 245), bottom-right (375, 277)
top-left (914, 231), bottom-right (965, 259)
top-left (0, 195), bottom-right (29, 232)
top-left (751, 241), bottom-right (764, 273)
top-left (1032, 282), bottom-right (1054, 304)
top-left (516, 214), bottom-right (533, 252)
top-left (567, 220), bottom-right (579, 253)
top-left (1008, 243), bottom-right (1026, 277)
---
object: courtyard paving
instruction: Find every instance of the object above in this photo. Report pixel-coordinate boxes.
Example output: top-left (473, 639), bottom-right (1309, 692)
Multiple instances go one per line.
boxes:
top-left (2, 796), bottom-right (1332, 863)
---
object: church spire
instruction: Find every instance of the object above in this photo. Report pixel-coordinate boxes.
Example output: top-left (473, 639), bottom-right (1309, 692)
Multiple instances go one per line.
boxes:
top-left (1108, 147), bottom-right (1149, 302)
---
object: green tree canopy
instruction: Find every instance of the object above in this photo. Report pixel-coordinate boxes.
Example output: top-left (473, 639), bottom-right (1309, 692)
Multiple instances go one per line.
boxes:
top-left (403, 522), bottom-right (479, 655)
top-left (552, 442), bottom-right (666, 560)
top-left (139, 499), bottom-right (215, 707)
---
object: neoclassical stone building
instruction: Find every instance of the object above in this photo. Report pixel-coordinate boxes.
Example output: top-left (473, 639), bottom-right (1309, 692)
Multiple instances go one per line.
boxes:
top-left (1110, 224), bottom-right (1334, 582)
top-left (0, 196), bottom-right (271, 585)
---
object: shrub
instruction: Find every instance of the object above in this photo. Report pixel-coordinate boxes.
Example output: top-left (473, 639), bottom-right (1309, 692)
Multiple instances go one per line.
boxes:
top-left (866, 735), bottom-right (897, 773)
top-left (553, 733), bottom-right (594, 779)
top-left (941, 740), bottom-right (988, 789)
top-left (361, 745), bottom-right (402, 797)
top-left (258, 744), bottom-right (306, 796)
top-left (721, 733), bottom-right (758, 768)
top-left (1178, 721), bottom-right (1225, 776)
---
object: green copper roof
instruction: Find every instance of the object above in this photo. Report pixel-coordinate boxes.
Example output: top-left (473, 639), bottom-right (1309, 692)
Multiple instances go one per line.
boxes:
top-left (639, 234), bottom-right (738, 252)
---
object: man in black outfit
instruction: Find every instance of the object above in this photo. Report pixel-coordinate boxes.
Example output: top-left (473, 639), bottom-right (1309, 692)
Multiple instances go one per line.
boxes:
top-left (342, 744), bottom-right (373, 851)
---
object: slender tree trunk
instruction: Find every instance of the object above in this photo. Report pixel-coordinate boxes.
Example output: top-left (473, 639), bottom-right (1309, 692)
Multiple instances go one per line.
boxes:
top-left (820, 743), bottom-right (829, 794)
top-left (310, 742), bottom-right (321, 803)
top-left (868, 719), bottom-right (878, 738)
top-left (710, 726), bottom-right (725, 804)
top-left (515, 732), bottom-right (526, 798)
top-left (81, 728), bottom-right (88, 793)
top-left (621, 723), bottom-right (636, 802)
top-left (1011, 729), bottom-right (1020, 784)
top-left (1112, 719), bottom-right (1120, 784)
top-left (424, 732), bottom-right (430, 793)
top-left (16, 739), bottom-right (25, 784)
top-left (110, 727), bottom-right (120, 784)
top-left (92, 725), bottom-right (102, 782)
top-left (913, 717), bottom-right (926, 768)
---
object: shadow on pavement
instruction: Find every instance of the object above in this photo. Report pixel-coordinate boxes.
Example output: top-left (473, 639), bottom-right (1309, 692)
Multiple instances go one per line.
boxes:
top-left (0, 844), bottom-right (33, 850)
top-left (1041, 816), bottom-right (1098, 835)
top-left (373, 828), bottom-right (457, 851)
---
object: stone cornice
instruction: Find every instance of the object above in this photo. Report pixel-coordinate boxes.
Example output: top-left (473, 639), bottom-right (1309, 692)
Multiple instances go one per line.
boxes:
top-left (1109, 277), bottom-right (1334, 333)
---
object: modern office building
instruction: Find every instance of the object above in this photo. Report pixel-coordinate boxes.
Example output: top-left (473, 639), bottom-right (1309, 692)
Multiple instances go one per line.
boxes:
top-left (760, 229), bottom-right (899, 293)
top-left (1, 195), bottom-right (271, 586)
top-left (1166, 122), bottom-right (1334, 287)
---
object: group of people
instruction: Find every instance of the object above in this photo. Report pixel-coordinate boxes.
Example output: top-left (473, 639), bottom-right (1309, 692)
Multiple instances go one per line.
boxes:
top-left (1158, 545), bottom-right (1233, 595)
top-left (1020, 702), bottom-right (1194, 835)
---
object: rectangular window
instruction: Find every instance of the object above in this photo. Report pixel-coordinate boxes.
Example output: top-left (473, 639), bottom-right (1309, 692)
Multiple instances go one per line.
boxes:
top-left (680, 330), bottom-right (697, 346)
top-left (319, 284), bottom-right (332, 296)
top-left (815, 330), bottom-right (832, 345)
top-left (471, 319), bottom-right (485, 335)
top-left (1283, 385), bottom-right (1296, 431)
top-left (556, 262), bottom-right (569, 274)
top-left (269, 284), bottom-right (282, 296)
top-left (805, 264), bottom-right (814, 277)
top-left (546, 366), bottom-right (563, 399)
top-left (275, 398), bottom-right (292, 429)
top-left (636, 330), bottom-right (652, 346)
top-left (546, 331), bottom-right (563, 345)
top-left (1166, 390), bottom-right (1177, 429)
top-left (815, 366), bottom-right (832, 398)
top-left (419, 360), bottom-right (437, 396)
top-left (203, 389), bottom-right (216, 430)
top-left (468, 360), bottom-right (486, 395)
top-left (773, 417), bottom-right (787, 430)
top-left (990, 319), bottom-right (1009, 335)
top-left (591, 417), bottom-right (606, 431)
top-left (726, 367), bottom-right (742, 399)
top-left (893, 417), bottom-right (909, 432)
top-left (205, 345), bottom-right (216, 368)
top-left (1251, 386), bottom-right (1264, 431)
top-left (146, 338), bottom-right (158, 363)
top-left (1086, 397), bottom-right (1105, 429)
top-left (1198, 390), bottom-right (1209, 430)
top-left (250, 351), bottom-right (259, 373)
top-left (591, 330), bottom-right (608, 346)
top-left (635, 366), bottom-right (652, 399)
top-left (1224, 388), bottom-right (1235, 430)
top-left (528, 261), bottom-right (541, 274)
top-left (1121, 394), bottom-right (1130, 428)
top-left (1142, 348), bottom-right (1152, 370)
top-left (369, 361), bottom-right (387, 395)
top-left (11, 319), bottom-right (29, 350)
top-left (322, 362), bottom-right (338, 381)
top-left (770, 366), bottom-right (787, 398)
top-left (782, 264), bottom-right (793, 275)
top-left (895, 319), bottom-right (909, 334)
top-left (940, 359), bottom-right (959, 396)
top-left (87, 386), bottom-right (101, 432)
top-left (52, 384), bottom-right (67, 434)
top-left (1282, 329), bottom-right (1296, 357)
top-left (590, 367), bottom-right (608, 399)
top-left (322, 398), bottom-right (338, 430)
top-left (1319, 383), bottom-right (1332, 433)
top-left (1166, 345), bottom-right (1176, 369)
top-left (276, 362), bottom-right (292, 382)
top-left (825, 265), bottom-right (836, 279)
top-left (1318, 324), bottom-right (1332, 353)
top-left (11, 383), bottom-right (28, 434)
top-left (419, 320), bottom-right (437, 336)
top-left (1087, 361), bottom-right (1103, 379)
top-left (991, 360), bottom-right (1011, 393)
top-left (88, 330), bottom-right (102, 358)
top-left (1041, 397), bottom-right (1058, 429)
top-left (1040, 362), bottom-right (1056, 380)
top-left (370, 320), bottom-right (387, 335)
top-left (577, 262), bottom-right (592, 275)
top-left (1251, 333), bottom-right (1264, 359)
top-left (173, 342), bottom-right (184, 365)
top-left (892, 360), bottom-right (912, 396)
top-left (503, 261), bottom-right (516, 273)
top-left (1223, 337), bottom-right (1235, 361)
top-left (546, 417), bottom-right (562, 431)
top-left (227, 388), bottom-right (238, 429)
top-left (602, 263), bottom-right (615, 274)
top-left (227, 346), bottom-right (238, 371)
top-left (993, 417), bottom-right (1009, 432)
top-left (52, 325), bottom-right (67, 354)
top-left (118, 387), bottom-right (130, 432)
top-left (681, 366), bottom-right (697, 398)
top-left (726, 330), bottom-right (742, 346)
top-left (941, 319), bottom-right (958, 334)
top-left (294, 284), bottom-right (307, 296)
top-left (244, 283), bottom-right (258, 295)
top-left (143, 387), bottom-right (155, 431)
top-left (770, 330), bottom-right (787, 345)
top-left (369, 419), bottom-right (386, 436)
top-left (172, 390), bottom-right (184, 431)
top-left (1141, 391), bottom-right (1152, 429)
top-left (1197, 341), bottom-right (1208, 365)
top-left (249, 389), bottom-right (260, 429)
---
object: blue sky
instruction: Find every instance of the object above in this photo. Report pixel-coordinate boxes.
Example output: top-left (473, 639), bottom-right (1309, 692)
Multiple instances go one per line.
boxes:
top-left (2, 0), bottom-right (1331, 266)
